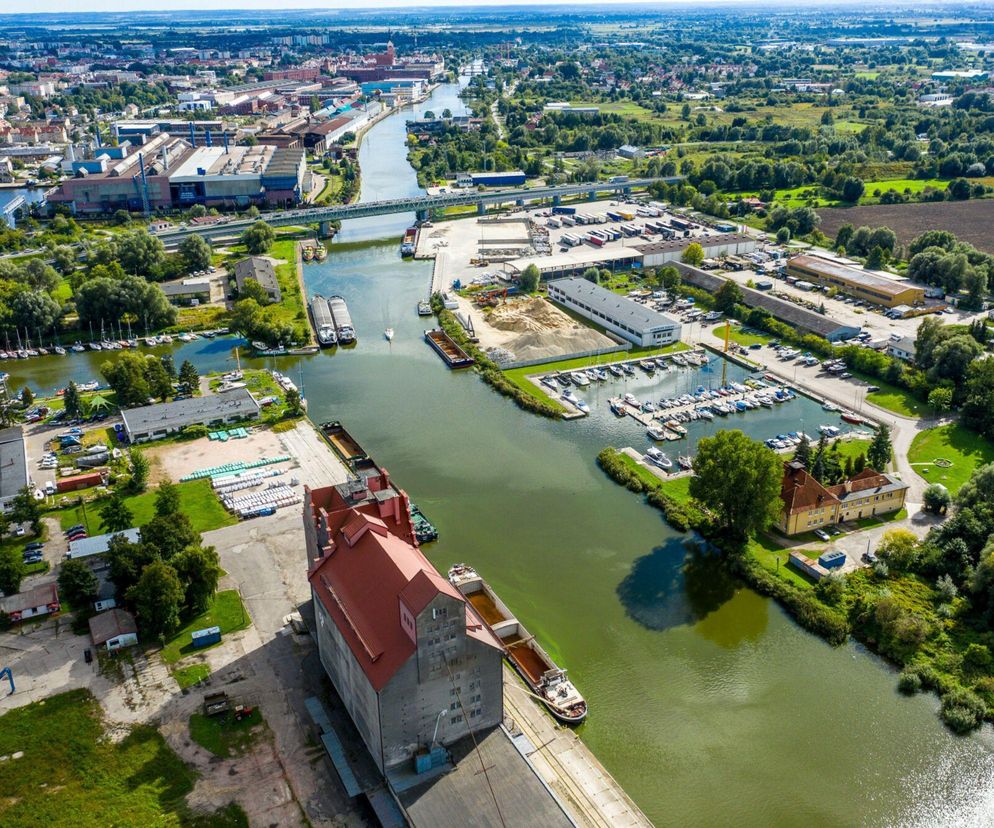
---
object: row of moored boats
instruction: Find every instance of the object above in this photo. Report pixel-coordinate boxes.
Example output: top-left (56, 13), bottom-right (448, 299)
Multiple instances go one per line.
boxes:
top-left (0, 329), bottom-right (229, 361)
top-left (309, 294), bottom-right (356, 348)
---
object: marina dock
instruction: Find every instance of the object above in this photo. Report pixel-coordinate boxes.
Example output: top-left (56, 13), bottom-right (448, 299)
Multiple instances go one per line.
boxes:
top-left (502, 666), bottom-right (652, 828)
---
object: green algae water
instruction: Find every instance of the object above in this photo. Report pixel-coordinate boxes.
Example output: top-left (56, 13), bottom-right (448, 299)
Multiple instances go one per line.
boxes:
top-left (15, 78), bottom-right (994, 826)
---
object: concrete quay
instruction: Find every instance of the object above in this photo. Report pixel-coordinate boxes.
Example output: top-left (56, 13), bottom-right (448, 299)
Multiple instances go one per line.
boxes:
top-left (501, 667), bottom-right (652, 828)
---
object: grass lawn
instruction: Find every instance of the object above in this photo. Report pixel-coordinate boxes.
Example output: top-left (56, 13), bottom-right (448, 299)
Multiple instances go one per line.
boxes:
top-left (502, 342), bottom-right (689, 411)
top-left (56, 479), bottom-right (236, 536)
top-left (173, 663), bottom-right (212, 689)
top-left (746, 533), bottom-right (815, 590)
top-left (188, 709), bottom-right (266, 758)
top-left (909, 422), bottom-right (994, 494)
top-left (160, 590), bottom-right (251, 665)
top-left (866, 378), bottom-right (933, 418)
top-left (0, 688), bottom-right (246, 827)
top-left (710, 322), bottom-right (770, 347)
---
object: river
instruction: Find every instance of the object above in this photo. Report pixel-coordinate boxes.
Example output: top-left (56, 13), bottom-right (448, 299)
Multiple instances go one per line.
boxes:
top-left (14, 79), bottom-right (994, 825)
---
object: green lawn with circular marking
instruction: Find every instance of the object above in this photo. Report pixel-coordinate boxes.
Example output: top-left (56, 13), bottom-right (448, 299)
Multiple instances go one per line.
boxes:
top-left (908, 423), bottom-right (994, 494)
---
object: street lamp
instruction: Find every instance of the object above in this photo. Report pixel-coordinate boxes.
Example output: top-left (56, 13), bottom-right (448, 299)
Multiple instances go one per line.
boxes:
top-left (431, 708), bottom-right (448, 748)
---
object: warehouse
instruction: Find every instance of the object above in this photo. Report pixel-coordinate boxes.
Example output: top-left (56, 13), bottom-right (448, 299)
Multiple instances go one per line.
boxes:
top-left (456, 170), bottom-right (526, 188)
top-left (636, 233), bottom-right (756, 267)
top-left (68, 528), bottom-right (142, 560)
top-left (786, 255), bottom-right (925, 308)
top-left (121, 388), bottom-right (260, 443)
top-left (0, 426), bottom-right (28, 513)
top-left (676, 264), bottom-right (861, 341)
top-left (506, 246), bottom-right (643, 280)
top-left (547, 277), bottom-right (682, 346)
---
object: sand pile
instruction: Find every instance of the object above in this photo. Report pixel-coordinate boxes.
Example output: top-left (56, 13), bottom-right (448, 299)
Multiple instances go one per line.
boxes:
top-left (483, 297), bottom-right (615, 360)
top-left (489, 298), bottom-right (576, 332)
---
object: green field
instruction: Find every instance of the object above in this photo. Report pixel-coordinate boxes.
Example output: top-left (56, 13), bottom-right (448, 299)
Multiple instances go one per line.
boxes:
top-left (745, 533), bottom-right (814, 590)
top-left (865, 379), bottom-right (933, 418)
top-left (0, 689), bottom-right (246, 827)
top-left (711, 323), bottom-right (770, 347)
top-left (909, 423), bottom-right (994, 494)
top-left (57, 479), bottom-right (236, 536)
top-left (160, 590), bottom-right (251, 665)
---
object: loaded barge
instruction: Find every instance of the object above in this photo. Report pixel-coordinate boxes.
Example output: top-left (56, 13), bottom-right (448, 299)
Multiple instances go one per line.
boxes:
top-left (319, 421), bottom-right (438, 544)
top-left (401, 226), bottom-right (418, 257)
top-left (424, 328), bottom-right (474, 368)
top-left (328, 295), bottom-right (356, 345)
top-left (309, 294), bottom-right (337, 347)
top-left (448, 564), bottom-right (587, 724)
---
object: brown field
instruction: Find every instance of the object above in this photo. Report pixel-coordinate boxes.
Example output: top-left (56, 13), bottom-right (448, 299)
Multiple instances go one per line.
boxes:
top-left (817, 200), bottom-right (994, 253)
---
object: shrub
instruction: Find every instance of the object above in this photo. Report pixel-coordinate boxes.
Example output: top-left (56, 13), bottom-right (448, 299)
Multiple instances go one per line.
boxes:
top-left (940, 687), bottom-right (987, 733)
top-left (898, 667), bottom-right (923, 694)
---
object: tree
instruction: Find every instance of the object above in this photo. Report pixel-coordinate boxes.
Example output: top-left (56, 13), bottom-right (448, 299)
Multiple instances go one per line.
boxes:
top-left (659, 266), bottom-right (681, 290)
top-left (171, 545), bottom-right (222, 614)
top-left (75, 275), bottom-right (176, 330)
top-left (681, 242), bottom-right (705, 267)
top-left (58, 558), bottom-right (98, 608)
top-left (10, 486), bottom-right (41, 534)
top-left (154, 480), bottom-right (181, 517)
top-left (794, 433), bottom-right (812, 468)
top-left (0, 547), bottom-right (25, 596)
top-left (927, 386), bottom-right (954, 412)
top-left (52, 244), bottom-right (77, 276)
top-left (63, 381), bottom-right (83, 420)
top-left (20, 258), bottom-right (60, 293)
top-left (775, 226), bottom-right (791, 245)
top-left (689, 430), bottom-right (783, 538)
top-left (107, 534), bottom-right (158, 597)
top-left (923, 484), bottom-right (951, 515)
top-left (581, 266), bottom-right (600, 284)
top-left (144, 356), bottom-right (173, 401)
top-left (867, 425), bottom-right (893, 472)
top-left (101, 353), bottom-right (151, 408)
top-left (99, 493), bottom-right (134, 534)
top-left (10, 289), bottom-right (61, 333)
top-left (240, 221), bottom-right (275, 255)
top-left (285, 387), bottom-right (303, 416)
top-left (519, 263), bottom-right (540, 292)
top-left (116, 228), bottom-right (165, 278)
top-left (841, 176), bottom-right (865, 203)
top-left (20, 386), bottom-right (33, 407)
top-left (178, 233), bottom-right (212, 273)
top-left (141, 512), bottom-right (197, 559)
top-left (877, 528), bottom-right (920, 571)
top-left (864, 246), bottom-right (887, 270)
top-left (713, 280), bottom-right (743, 313)
top-left (128, 560), bottom-right (184, 638)
top-left (178, 360), bottom-right (199, 395)
top-left (159, 353), bottom-right (176, 380)
top-left (129, 447), bottom-right (149, 493)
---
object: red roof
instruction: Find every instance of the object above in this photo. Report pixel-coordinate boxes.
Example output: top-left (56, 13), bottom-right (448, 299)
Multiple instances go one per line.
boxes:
top-left (306, 471), bottom-right (487, 692)
top-left (780, 461), bottom-right (839, 515)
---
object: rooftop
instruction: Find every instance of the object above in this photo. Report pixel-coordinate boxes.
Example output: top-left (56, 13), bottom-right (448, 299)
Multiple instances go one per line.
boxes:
top-left (548, 276), bottom-right (681, 332)
top-left (0, 582), bottom-right (59, 615)
top-left (0, 426), bottom-right (27, 503)
top-left (635, 232), bottom-right (752, 255)
top-left (789, 255), bottom-right (920, 298)
top-left (121, 388), bottom-right (259, 437)
top-left (88, 608), bottom-right (137, 646)
top-left (168, 144), bottom-right (276, 182)
top-left (781, 461), bottom-right (839, 516)
top-left (68, 527), bottom-right (142, 560)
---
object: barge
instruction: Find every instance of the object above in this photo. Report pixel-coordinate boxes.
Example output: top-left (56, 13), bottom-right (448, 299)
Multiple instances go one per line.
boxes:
top-left (309, 294), bottom-right (337, 347)
top-left (401, 227), bottom-right (418, 257)
top-left (410, 503), bottom-right (438, 544)
top-left (319, 421), bottom-right (373, 471)
top-left (424, 329), bottom-right (474, 368)
top-left (328, 295), bottom-right (356, 344)
top-left (448, 564), bottom-right (587, 724)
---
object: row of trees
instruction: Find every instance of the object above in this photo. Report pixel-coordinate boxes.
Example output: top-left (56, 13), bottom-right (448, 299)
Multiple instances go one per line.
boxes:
top-left (101, 351), bottom-right (199, 408)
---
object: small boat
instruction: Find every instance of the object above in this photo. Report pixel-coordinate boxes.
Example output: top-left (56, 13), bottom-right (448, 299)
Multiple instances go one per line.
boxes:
top-left (449, 565), bottom-right (587, 724)
top-left (639, 360), bottom-right (656, 373)
top-left (71, 343), bottom-right (85, 353)
top-left (623, 393), bottom-right (639, 407)
top-left (314, 245), bottom-right (327, 261)
top-left (823, 400), bottom-right (840, 412)
top-left (841, 412), bottom-right (864, 425)
top-left (78, 380), bottom-right (98, 392)
top-left (144, 337), bottom-right (157, 347)
top-left (647, 425), bottom-right (667, 441)
top-left (575, 399), bottom-right (590, 414)
top-left (159, 334), bottom-right (173, 344)
top-left (609, 399), bottom-right (626, 416)
top-left (621, 363), bottom-right (635, 376)
top-left (302, 246), bottom-right (315, 262)
top-left (384, 328), bottom-right (394, 341)
top-left (53, 345), bottom-right (66, 356)
top-left (645, 447), bottom-right (673, 469)
top-left (678, 456), bottom-right (693, 471)
top-left (608, 364), bottom-right (623, 377)
top-left (562, 388), bottom-right (578, 404)
top-left (572, 372), bottom-right (590, 387)
top-left (417, 300), bottom-right (433, 316)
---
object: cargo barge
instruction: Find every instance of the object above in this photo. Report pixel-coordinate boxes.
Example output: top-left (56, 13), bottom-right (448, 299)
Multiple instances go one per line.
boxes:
top-left (448, 564), bottom-right (587, 724)
top-left (401, 227), bottom-right (418, 257)
top-left (309, 294), bottom-right (337, 347)
top-left (424, 328), bottom-right (474, 368)
top-left (328, 295), bottom-right (356, 345)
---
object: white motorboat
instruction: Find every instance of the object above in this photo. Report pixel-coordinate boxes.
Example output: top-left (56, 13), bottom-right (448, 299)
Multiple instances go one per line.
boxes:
top-left (647, 425), bottom-right (667, 441)
top-left (384, 327), bottom-right (394, 341)
top-left (645, 447), bottom-right (673, 469)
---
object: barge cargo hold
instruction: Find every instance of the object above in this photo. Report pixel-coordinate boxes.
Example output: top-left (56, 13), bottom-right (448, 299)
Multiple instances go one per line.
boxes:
top-left (309, 294), bottom-right (337, 347)
top-left (448, 564), bottom-right (587, 724)
top-left (328, 295), bottom-right (356, 344)
top-left (401, 227), bottom-right (418, 257)
top-left (424, 329), bottom-right (474, 368)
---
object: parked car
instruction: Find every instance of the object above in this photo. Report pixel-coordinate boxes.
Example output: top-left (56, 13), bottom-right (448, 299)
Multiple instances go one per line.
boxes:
top-left (83, 648), bottom-right (93, 664)
top-left (64, 524), bottom-right (85, 535)
top-left (23, 541), bottom-right (44, 551)
top-left (814, 529), bottom-right (831, 541)
top-left (862, 550), bottom-right (879, 564)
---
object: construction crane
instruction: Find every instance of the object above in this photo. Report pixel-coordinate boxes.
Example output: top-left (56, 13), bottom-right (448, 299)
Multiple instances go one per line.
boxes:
top-left (721, 319), bottom-right (730, 387)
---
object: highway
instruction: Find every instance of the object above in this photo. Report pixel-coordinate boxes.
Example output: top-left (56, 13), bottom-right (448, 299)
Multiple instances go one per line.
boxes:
top-left (153, 177), bottom-right (682, 245)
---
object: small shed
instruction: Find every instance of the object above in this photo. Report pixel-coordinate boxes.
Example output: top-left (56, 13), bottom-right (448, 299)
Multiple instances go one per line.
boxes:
top-left (89, 608), bottom-right (138, 651)
top-left (57, 471), bottom-right (105, 493)
top-left (0, 583), bottom-right (60, 622)
top-left (818, 550), bottom-right (847, 570)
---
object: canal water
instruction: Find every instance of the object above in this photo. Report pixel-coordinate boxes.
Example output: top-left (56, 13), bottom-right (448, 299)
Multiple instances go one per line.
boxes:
top-left (13, 80), bottom-right (994, 825)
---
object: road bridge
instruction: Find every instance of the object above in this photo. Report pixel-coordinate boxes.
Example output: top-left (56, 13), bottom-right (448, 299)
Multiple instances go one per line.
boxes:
top-left (1, 195), bottom-right (27, 230)
top-left (153, 177), bottom-right (682, 246)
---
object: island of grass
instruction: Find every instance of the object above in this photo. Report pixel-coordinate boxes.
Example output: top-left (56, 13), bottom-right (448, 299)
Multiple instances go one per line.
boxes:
top-left (909, 422), bottom-right (994, 494)
top-left (0, 689), bottom-right (248, 827)
top-left (161, 589), bottom-right (251, 666)
top-left (189, 708), bottom-right (266, 758)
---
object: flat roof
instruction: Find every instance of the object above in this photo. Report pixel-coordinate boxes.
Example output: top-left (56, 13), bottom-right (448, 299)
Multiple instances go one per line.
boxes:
top-left (789, 255), bottom-right (921, 298)
top-left (0, 426), bottom-right (27, 503)
top-left (391, 727), bottom-right (573, 828)
top-left (168, 144), bottom-right (275, 182)
top-left (121, 388), bottom-right (259, 436)
top-left (548, 276), bottom-right (681, 332)
top-left (68, 527), bottom-right (142, 559)
top-left (635, 232), bottom-right (751, 255)
top-left (507, 245), bottom-right (640, 274)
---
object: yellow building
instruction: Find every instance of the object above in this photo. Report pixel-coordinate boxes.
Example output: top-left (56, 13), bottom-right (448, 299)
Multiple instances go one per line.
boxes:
top-left (779, 462), bottom-right (909, 536)
top-left (787, 255), bottom-right (925, 309)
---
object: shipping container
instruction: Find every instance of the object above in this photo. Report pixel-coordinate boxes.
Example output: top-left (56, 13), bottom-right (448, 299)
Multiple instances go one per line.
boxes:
top-left (586, 234), bottom-right (605, 247)
top-left (621, 224), bottom-right (641, 237)
top-left (546, 217), bottom-right (561, 228)
top-left (561, 233), bottom-right (582, 247)
top-left (191, 626), bottom-right (222, 648)
top-left (670, 217), bottom-right (694, 231)
top-left (818, 550), bottom-right (846, 570)
top-left (552, 206), bottom-right (576, 215)
top-left (560, 215), bottom-right (576, 226)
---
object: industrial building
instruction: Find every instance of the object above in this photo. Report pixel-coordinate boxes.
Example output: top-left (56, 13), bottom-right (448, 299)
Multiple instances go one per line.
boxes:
top-left (547, 277), bottom-right (682, 347)
top-left (0, 426), bottom-right (28, 514)
top-left (786, 255), bottom-right (925, 308)
top-left (636, 233), bottom-right (756, 267)
top-left (304, 469), bottom-right (505, 775)
top-left (455, 170), bottom-right (527, 188)
top-left (675, 264), bottom-right (862, 341)
top-left (121, 388), bottom-right (260, 443)
top-left (49, 133), bottom-right (306, 214)
top-left (68, 528), bottom-right (142, 560)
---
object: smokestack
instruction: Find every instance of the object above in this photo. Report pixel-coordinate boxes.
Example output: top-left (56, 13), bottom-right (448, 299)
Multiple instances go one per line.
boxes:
top-left (206, 129), bottom-right (213, 147)
top-left (189, 122), bottom-right (196, 147)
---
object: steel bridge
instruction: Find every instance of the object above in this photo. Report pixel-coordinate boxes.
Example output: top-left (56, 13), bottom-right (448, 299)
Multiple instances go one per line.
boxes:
top-left (0, 195), bottom-right (27, 230)
top-left (153, 177), bottom-right (682, 245)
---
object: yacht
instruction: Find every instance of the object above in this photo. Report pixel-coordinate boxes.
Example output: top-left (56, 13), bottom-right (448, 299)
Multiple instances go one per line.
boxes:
top-left (623, 393), bottom-right (639, 407)
top-left (621, 363), bottom-right (635, 376)
top-left (575, 399), bottom-right (590, 414)
top-left (384, 328), bottom-right (395, 341)
top-left (572, 372), bottom-right (590, 387)
top-left (647, 425), bottom-right (667, 441)
top-left (645, 447), bottom-right (673, 469)
top-left (608, 364), bottom-right (623, 377)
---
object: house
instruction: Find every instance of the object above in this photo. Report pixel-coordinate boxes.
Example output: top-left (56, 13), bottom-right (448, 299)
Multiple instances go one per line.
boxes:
top-left (617, 144), bottom-right (644, 160)
top-left (233, 256), bottom-right (281, 303)
top-left (0, 583), bottom-right (60, 622)
top-left (304, 469), bottom-right (505, 775)
top-left (120, 388), bottom-right (260, 443)
top-left (887, 336), bottom-right (916, 362)
top-left (89, 608), bottom-right (138, 651)
top-left (0, 426), bottom-right (28, 513)
top-left (778, 461), bottom-right (909, 536)
top-left (160, 278), bottom-right (213, 306)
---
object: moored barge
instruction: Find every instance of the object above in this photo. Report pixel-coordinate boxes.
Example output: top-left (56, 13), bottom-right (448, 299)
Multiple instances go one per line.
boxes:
top-left (448, 564), bottom-right (587, 724)
top-left (424, 329), bottom-right (474, 368)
